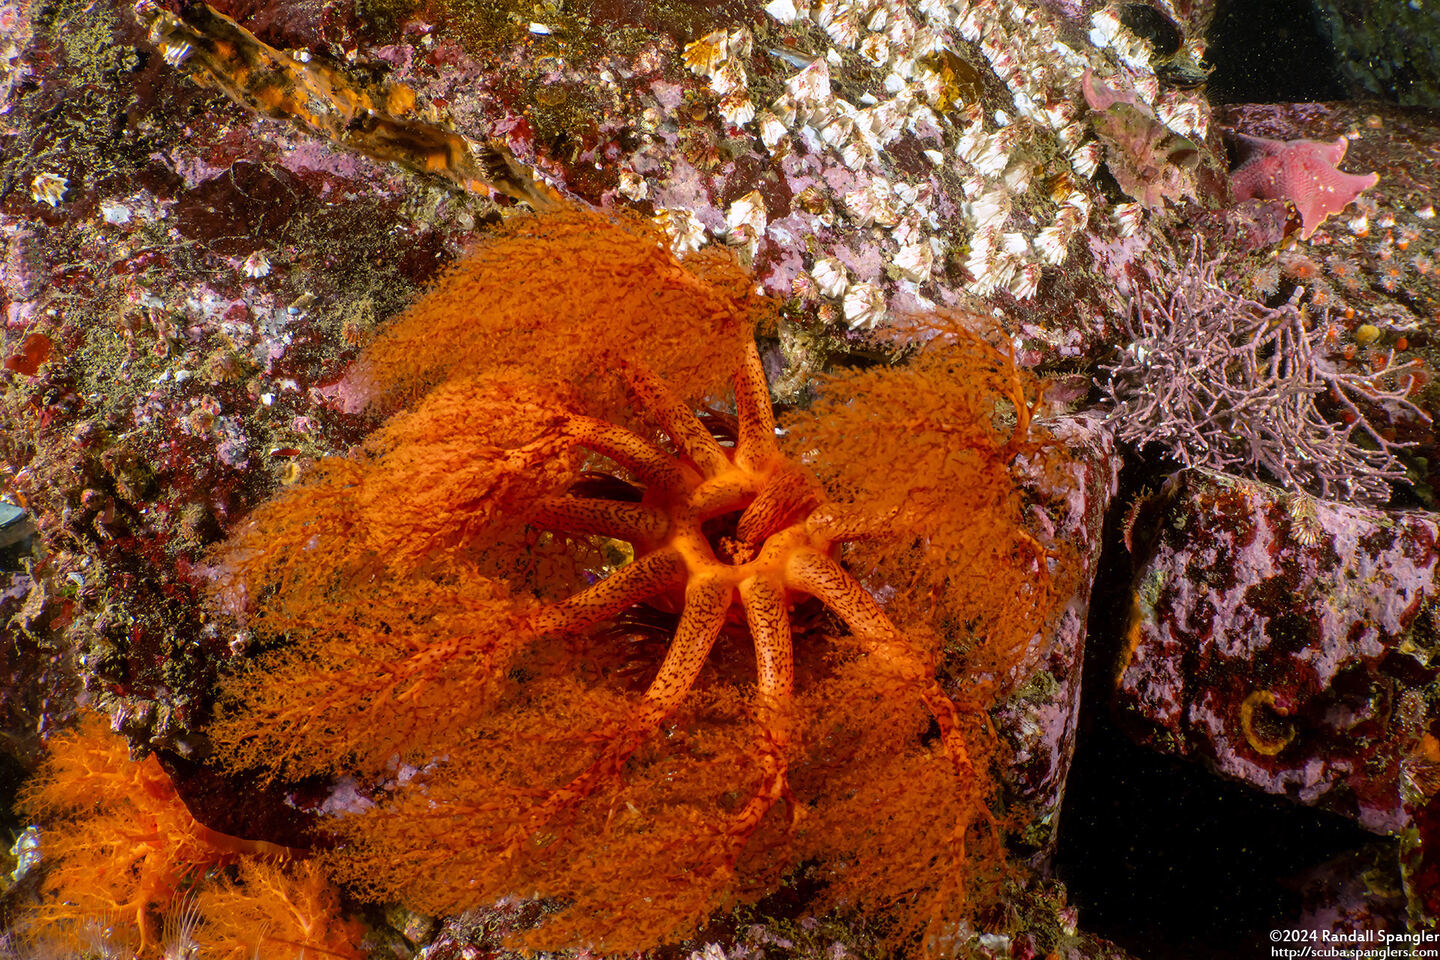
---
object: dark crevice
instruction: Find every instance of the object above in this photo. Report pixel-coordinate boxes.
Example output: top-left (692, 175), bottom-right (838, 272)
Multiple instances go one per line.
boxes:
top-left (1206, 0), bottom-right (1348, 104)
top-left (1053, 457), bottom-right (1381, 960)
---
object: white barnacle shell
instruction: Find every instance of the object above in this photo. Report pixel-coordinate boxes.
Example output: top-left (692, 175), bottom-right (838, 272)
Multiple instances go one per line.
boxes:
top-left (718, 91), bottom-right (756, 125)
top-left (867, 98), bottom-right (908, 145)
top-left (811, 0), bottom-right (842, 28)
top-left (1036, 97), bottom-right (1075, 132)
top-left (683, 29), bottom-right (729, 76)
top-left (844, 180), bottom-right (900, 227)
top-left (618, 169), bottom-right (649, 201)
top-left (910, 27), bottom-right (946, 58)
top-left (965, 226), bottom-right (999, 285)
top-left (840, 137), bottom-right (876, 170)
top-left (30, 173), bottom-right (67, 207)
top-left (1068, 141), bottom-right (1102, 178)
top-left (726, 190), bottom-right (768, 239)
top-left (241, 250), bottom-right (272, 278)
top-left (1010, 262), bottom-right (1041, 300)
top-left (825, 9), bottom-right (862, 47)
top-left (1087, 9), bottom-right (1123, 50)
top-left (771, 93), bottom-right (801, 127)
top-left (1061, 189), bottom-right (1091, 221)
top-left (970, 133), bottom-right (1010, 177)
top-left (843, 281), bottom-right (886, 328)
top-left (892, 179), bottom-right (925, 211)
top-left (1055, 121), bottom-right (1087, 150)
top-left (785, 57), bottom-right (832, 110)
top-left (918, 68), bottom-right (948, 107)
top-left (820, 110), bottom-right (854, 148)
top-left (656, 207), bottom-right (708, 253)
top-left (865, 5), bottom-right (887, 30)
top-left (1132, 72), bottom-right (1160, 104)
top-left (728, 26), bottom-right (754, 59)
top-left (971, 187), bottom-right (1010, 232)
top-left (886, 9), bottom-right (917, 46)
top-left (1001, 231), bottom-right (1030, 258)
top-left (956, 121), bottom-right (988, 164)
top-left (858, 33), bottom-right (890, 67)
top-left (917, 0), bottom-right (951, 24)
top-left (1155, 96), bottom-right (1207, 140)
top-left (907, 103), bottom-right (940, 135)
top-left (708, 60), bottom-right (748, 96)
top-left (765, 0), bottom-right (801, 22)
top-left (958, 5), bottom-right (985, 42)
top-left (980, 36), bottom-right (1016, 79)
top-left (1033, 220), bottom-right (1071, 265)
top-left (1112, 201), bottom-right (1143, 238)
top-left (1003, 159), bottom-right (1034, 195)
top-left (892, 240), bottom-right (934, 282)
top-left (758, 111), bottom-right (789, 150)
top-left (811, 257), bottom-right (850, 298)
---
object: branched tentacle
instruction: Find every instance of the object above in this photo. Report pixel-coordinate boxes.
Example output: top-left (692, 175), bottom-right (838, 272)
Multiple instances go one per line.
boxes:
top-left (505, 573), bottom-right (734, 853)
top-left (529, 496), bottom-right (670, 544)
top-left (565, 416), bottom-right (692, 491)
top-left (783, 548), bottom-right (974, 782)
top-left (736, 469), bottom-right (820, 547)
top-left (732, 341), bottom-right (777, 470)
top-left (531, 548), bottom-right (686, 637)
top-left (732, 574), bottom-right (795, 841)
top-left (620, 362), bottom-right (731, 478)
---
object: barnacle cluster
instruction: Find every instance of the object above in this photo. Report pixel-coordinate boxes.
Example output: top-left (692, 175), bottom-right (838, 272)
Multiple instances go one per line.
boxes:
top-left (678, 0), bottom-right (1210, 318)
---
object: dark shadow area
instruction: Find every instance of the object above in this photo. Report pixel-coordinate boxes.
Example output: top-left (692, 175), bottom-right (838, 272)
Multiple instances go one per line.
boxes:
top-left (1207, 0), bottom-right (1348, 103)
top-left (1054, 460), bottom-right (1380, 960)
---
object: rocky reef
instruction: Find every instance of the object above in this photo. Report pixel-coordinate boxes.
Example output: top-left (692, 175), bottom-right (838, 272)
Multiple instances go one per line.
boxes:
top-left (2, 0), bottom-right (1439, 955)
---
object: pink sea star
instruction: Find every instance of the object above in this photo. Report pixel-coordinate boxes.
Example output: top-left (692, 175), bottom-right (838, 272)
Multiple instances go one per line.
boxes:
top-left (1230, 132), bottom-right (1379, 239)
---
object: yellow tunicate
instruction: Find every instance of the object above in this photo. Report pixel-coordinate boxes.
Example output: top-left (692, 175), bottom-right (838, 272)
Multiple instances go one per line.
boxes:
top-left (1354, 323), bottom-right (1381, 345)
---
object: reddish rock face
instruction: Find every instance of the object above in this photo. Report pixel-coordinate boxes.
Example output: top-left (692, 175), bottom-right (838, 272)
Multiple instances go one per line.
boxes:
top-left (1115, 469), bottom-right (1440, 834)
top-left (1000, 412), bottom-right (1119, 860)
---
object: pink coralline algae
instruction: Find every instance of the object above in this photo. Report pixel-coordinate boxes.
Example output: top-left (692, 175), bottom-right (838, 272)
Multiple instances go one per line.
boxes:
top-left (1230, 132), bottom-right (1380, 239)
top-left (1116, 470), bottom-right (1440, 835)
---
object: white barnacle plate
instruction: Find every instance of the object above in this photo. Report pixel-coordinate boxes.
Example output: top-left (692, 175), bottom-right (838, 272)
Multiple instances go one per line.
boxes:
top-left (758, 112), bottom-right (789, 151)
top-left (765, 0), bottom-right (801, 22)
top-left (1112, 202), bottom-right (1143, 237)
top-left (618, 169), bottom-right (649, 201)
top-left (1010, 262), bottom-right (1041, 300)
top-left (785, 58), bottom-right (832, 115)
top-left (241, 250), bottom-right (272, 278)
top-left (683, 29), bottom-right (729, 76)
top-left (811, 257), bottom-right (850, 297)
top-left (718, 92), bottom-right (757, 125)
top-left (892, 240), bottom-right (934, 282)
top-left (843, 281), bottom-right (886, 328)
top-left (1068, 141), bottom-right (1102, 178)
top-left (656, 207), bottom-right (708, 254)
top-left (726, 190), bottom-right (768, 239)
top-left (30, 173), bottom-right (67, 207)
